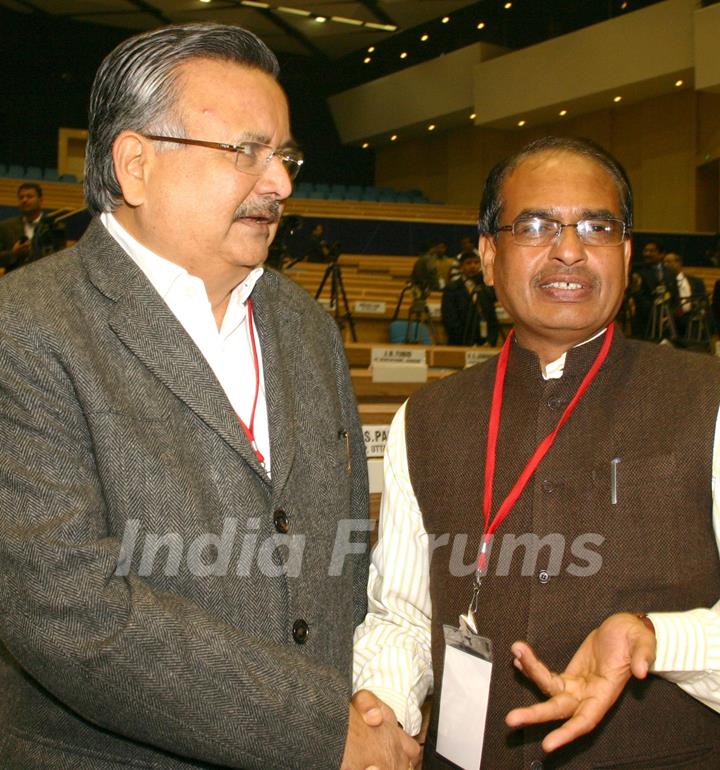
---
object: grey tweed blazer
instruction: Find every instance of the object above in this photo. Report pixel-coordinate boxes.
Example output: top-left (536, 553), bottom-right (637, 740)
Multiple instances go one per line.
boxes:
top-left (0, 218), bottom-right (369, 769)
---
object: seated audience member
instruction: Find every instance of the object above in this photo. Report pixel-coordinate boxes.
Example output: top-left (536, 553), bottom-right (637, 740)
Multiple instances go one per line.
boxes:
top-left (0, 183), bottom-right (66, 272)
top-left (455, 236), bottom-right (478, 259)
top-left (412, 240), bottom-right (453, 292)
top-left (441, 252), bottom-right (499, 346)
top-left (305, 222), bottom-right (330, 263)
top-left (663, 251), bottom-right (707, 338)
top-left (448, 236), bottom-right (478, 283)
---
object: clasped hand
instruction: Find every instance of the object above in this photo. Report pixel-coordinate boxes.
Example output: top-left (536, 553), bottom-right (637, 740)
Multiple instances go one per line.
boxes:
top-left (341, 690), bottom-right (421, 770)
top-left (505, 612), bottom-right (657, 753)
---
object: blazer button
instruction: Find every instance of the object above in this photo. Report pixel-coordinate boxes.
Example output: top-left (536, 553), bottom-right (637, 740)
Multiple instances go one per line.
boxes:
top-left (541, 479), bottom-right (554, 493)
top-left (530, 761), bottom-right (544, 770)
top-left (292, 618), bottom-right (309, 644)
top-left (546, 397), bottom-right (562, 410)
top-left (538, 570), bottom-right (550, 584)
top-left (273, 509), bottom-right (289, 534)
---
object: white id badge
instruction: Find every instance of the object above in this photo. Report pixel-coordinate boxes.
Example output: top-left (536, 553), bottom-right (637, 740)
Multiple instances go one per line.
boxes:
top-left (436, 624), bottom-right (493, 770)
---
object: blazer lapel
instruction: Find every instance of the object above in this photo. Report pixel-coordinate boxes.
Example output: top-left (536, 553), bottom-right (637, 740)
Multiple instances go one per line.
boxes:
top-left (252, 272), bottom-right (297, 496)
top-left (80, 218), bottom-right (269, 480)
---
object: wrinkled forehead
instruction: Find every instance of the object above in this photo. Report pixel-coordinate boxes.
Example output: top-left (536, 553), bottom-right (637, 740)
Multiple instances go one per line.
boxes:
top-left (172, 58), bottom-right (287, 121)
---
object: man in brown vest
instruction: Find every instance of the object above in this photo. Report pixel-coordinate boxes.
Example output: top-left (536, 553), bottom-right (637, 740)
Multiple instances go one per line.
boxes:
top-left (353, 136), bottom-right (720, 769)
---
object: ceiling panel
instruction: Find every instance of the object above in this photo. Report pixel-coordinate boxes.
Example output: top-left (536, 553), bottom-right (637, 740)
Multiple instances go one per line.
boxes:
top-left (0, 1), bottom-right (482, 55)
top-left (25, 0), bottom-right (131, 13)
top-left (0, 1), bottom-right (670, 70)
top-left (71, 11), bottom-right (163, 28)
top-left (380, 0), bottom-right (477, 28)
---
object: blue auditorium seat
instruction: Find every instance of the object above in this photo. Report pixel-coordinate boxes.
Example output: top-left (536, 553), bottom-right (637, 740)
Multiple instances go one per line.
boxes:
top-left (294, 181), bottom-right (313, 197)
top-left (25, 166), bottom-right (43, 179)
top-left (378, 191), bottom-right (397, 202)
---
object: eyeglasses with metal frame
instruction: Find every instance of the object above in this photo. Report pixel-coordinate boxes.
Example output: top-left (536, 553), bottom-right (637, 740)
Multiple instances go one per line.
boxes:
top-left (494, 216), bottom-right (629, 247)
top-left (142, 134), bottom-right (304, 181)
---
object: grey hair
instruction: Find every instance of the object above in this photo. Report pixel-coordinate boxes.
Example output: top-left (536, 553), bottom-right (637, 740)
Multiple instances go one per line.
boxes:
top-left (84, 23), bottom-right (280, 214)
top-left (478, 136), bottom-right (633, 235)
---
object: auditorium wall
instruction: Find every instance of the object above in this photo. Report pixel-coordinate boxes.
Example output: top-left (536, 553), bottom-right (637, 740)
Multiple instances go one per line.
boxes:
top-left (375, 87), bottom-right (720, 233)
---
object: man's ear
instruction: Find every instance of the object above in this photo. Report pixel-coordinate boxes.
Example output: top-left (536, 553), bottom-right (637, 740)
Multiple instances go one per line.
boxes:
top-left (112, 131), bottom-right (150, 208)
top-left (479, 234), bottom-right (497, 287)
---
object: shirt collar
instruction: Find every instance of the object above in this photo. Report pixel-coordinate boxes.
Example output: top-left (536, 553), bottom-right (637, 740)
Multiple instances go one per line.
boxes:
top-left (542, 327), bottom-right (607, 380)
top-left (100, 211), bottom-right (264, 304)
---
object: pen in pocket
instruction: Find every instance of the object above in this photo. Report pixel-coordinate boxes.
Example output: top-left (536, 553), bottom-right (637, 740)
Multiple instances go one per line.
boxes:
top-left (610, 457), bottom-right (620, 505)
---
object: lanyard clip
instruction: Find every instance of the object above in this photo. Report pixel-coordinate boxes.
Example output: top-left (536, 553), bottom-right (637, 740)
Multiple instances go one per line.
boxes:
top-left (459, 580), bottom-right (481, 636)
top-left (477, 534), bottom-right (491, 578)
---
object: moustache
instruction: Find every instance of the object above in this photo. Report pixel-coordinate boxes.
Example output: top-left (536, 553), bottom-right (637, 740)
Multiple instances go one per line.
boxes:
top-left (533, 268), bottom-right (599, 288)
top-left (233, 199), bottom-right (282, 223)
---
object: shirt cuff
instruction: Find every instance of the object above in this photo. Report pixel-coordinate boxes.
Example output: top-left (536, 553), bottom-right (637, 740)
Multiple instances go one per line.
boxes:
top-left (648, 610), bottom-right (713, 672)
top-left (354, 684), bottom-right (421, 736)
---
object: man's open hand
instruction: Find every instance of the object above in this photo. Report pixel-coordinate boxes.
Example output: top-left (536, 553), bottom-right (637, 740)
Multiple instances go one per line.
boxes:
top-left (505, 612), bottom-right (656, 753)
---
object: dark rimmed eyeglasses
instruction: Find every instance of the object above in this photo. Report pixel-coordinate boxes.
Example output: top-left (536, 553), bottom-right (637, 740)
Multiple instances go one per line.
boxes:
top-left (495, 216), bottom-right (629, 247)
top-left (142, 134), bottom-right (304, 181)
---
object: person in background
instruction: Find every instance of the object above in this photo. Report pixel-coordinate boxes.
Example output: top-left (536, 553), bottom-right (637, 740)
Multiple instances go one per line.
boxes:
top-left (411, 239), bottom-right (451, 292)
top-left (630, 239), bottom-right (678, 338)
top-left (441, 251), bottom-right (498, 346)
top-left (663, 251), bottom-right (707, 339)
top-left (0, 182), bottom-right (66, 273)
top-left (305, 222), bottom-right (331, 263)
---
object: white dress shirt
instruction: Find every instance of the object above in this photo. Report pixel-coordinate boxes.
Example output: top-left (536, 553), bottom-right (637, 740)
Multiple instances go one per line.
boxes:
top-left (23, 212), bottom-right (41, 241)
top-left (100, 212), bottom-right (271, 474)
top-left (353, 353), bottom-right (720, 736)
top-left (677, 272), bottom-right (692, 311)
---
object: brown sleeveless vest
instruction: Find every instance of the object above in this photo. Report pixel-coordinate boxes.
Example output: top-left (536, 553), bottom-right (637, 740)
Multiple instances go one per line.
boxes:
top-left (406, 331), bottom-right (720, 769)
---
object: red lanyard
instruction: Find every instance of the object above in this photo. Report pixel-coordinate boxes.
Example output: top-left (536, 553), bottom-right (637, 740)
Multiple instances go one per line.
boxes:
top-left (237, 298), bottom-right (264, 466)
top-left (476, 322), bottom-right (615, 575)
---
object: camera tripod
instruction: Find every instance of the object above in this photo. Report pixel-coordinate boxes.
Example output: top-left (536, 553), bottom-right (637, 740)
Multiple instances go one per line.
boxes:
top-left (315, 259), bottom-right (357, 341)
top-left (646, 287), bottom-right (677, 342)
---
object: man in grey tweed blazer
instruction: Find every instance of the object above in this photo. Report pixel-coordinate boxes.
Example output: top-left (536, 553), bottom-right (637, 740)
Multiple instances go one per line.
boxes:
top-left (0, 23), bottom-right (417, 770)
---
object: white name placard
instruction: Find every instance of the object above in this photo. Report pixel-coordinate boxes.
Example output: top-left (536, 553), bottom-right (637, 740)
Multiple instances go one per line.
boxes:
top-left (354, 301), bottom-right (387, 314)
top-left (363, 425), bottom-right (390, 458)
top-left (427, 302), bottom-right (441, 318)
top-left (371, 347), bottom-right (427, 365)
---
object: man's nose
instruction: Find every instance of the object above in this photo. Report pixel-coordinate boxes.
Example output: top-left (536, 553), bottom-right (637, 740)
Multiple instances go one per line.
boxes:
top-left (255, 155), bottom-right (293, 200)
top-left (550, 224), bottom-right (587, 265)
